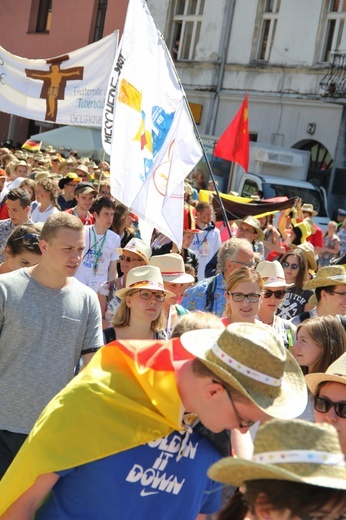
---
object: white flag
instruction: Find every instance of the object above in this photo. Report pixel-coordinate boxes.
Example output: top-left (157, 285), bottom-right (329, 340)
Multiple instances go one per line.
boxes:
top-left (103, 0), bottom-right (202, 248)
top-left (0, 32), bottom-right (118, 127)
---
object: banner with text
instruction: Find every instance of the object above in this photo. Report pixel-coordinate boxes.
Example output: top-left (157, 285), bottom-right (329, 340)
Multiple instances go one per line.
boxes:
top-left (0, 32), bottom-right (118, 127)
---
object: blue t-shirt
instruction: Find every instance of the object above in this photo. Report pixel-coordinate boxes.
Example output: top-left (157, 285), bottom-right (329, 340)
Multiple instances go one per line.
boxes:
top-left (36, 430), bottom-right (222, 519)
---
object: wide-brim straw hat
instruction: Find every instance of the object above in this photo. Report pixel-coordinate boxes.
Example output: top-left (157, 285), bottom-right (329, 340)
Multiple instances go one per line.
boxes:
top-left (150, 253), bottom-right (195, 284)
top-left (208, 418), bottom-right (346, 489)
top-left (306, 352), bottom-right (346, 395)
top-left (116, 238), bottom-right (152, 264)
top-left (256, 260), bottom-right (293, 288)
top-left (180, 323), bottom-right (307, 419)
top-left (115, 265), bottom-right (175, 299)
top-left (234, 216), bottom-right (264, 242)
top-left (303, 265), bottom-right (346, 290)
top-left (302, 203), bottom-right (317, 216)
top-left (294, 243), bottom-right (317, 272)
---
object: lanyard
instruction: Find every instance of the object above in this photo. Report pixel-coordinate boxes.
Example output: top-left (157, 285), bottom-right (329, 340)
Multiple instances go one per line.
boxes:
top-left (91, 227), bottom-right (107, 275)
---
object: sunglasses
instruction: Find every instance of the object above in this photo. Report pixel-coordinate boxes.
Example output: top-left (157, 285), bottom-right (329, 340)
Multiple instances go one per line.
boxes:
top-left (136, 290), bottom-right (165, 302)
top-left (100, 190), bottom-right (111, 196)
top-left (119, 255), bottom-right (142, 263)
top-left (212, 380), bottom-right (255, 429)
top-left (331, 290), bottom-right (346, 297)
top-left (12, 233), bottom-right (40, 246)
top-left (314, 396), bottom-right (346, 419)
top-left (228, 292), bottom-right (261, 303)
top-left (263, 289), bottom-right (286, 299)
top-left (282, 261), bottom-right (299, 270)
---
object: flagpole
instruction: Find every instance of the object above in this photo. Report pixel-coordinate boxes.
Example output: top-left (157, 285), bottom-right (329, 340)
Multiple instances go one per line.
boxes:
top-left (161, 38), bottom-right (232, 239)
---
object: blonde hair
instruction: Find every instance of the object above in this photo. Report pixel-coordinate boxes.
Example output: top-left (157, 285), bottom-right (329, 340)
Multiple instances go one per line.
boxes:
top-left (112, 289), bottom-right (166, 332)
top-left (225, 267), bottom-right (263, 316)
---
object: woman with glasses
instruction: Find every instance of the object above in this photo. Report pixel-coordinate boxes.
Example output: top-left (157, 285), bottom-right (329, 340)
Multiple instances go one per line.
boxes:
top-left (0, 224), bottom-right (42, 274)
top-left (102, 265), bottom-right (173, 344)
top-left (97, 238), bottom-right (151, 329)
top-left (306, 352), bottom-right (346, 455)
top-left (222, 267), bottom-right (263, 326)
top-left (277, 248), bottom-right (314, 320)
top-left (291, 315), bottom-right (346, 376)
top-left (256, 261), bottom-right (296, 349)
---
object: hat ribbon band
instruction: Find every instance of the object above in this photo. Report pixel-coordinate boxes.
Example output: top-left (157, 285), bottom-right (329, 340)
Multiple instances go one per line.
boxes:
top-left (253, 449), bottom-right (345, 467)
top-left (161, 271), bottom-right (185, 278)
top-left (212, 344), bottom-right (282, 387)
top-left (262, 276), bottom-right (286, 283)
top-left (128, 280), bottom-right (164, 291)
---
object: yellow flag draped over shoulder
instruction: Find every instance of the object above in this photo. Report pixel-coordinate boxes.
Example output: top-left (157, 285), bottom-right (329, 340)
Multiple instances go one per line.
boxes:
top-left (0, 339), bottom-right (192, 515)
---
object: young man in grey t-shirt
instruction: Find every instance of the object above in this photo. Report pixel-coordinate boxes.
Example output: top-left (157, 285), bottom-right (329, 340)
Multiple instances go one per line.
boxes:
top-left (0, 212), bottom-right (103, 478)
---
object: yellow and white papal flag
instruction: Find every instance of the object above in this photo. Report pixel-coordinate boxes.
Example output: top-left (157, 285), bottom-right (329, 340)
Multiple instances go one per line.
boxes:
top-left (102, 0), bottom-right (202, 248)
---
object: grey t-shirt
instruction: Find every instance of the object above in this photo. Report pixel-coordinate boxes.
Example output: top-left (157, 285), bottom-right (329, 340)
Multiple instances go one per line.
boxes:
top-left (0, 269), bottom-right (103, 433)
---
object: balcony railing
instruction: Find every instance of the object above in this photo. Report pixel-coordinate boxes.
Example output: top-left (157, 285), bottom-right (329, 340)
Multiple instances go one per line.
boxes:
top-left (320, 52), bottom-right (346, 96)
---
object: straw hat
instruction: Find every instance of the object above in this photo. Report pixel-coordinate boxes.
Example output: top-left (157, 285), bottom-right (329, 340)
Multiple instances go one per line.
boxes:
top-left (116, 238), bottom-right (152, 264)
top-left (306, 352), bottom-right (346, 395)
top-left (208, 418), bottom-right (346, 489)
top-left (150, 253), bottom-right (195, 284)
top-left (303, 265), bottom-right (346, 290)
top-left (302, 203), bottom-right (317, 216)
top-left (256, 260), bottom-right (293, 288)
top-left (180, 323), bottom-right (307, 418)
top-left (295, 243), bottom-right (317, 272)
top-left (234, 216), bottom-right (264, 242)
top-left (115, 265), bottom-right (175, 299)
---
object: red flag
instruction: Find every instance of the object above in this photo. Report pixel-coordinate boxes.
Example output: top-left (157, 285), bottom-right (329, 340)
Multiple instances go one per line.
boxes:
top-left (214, 93), bottom-right (249, 172)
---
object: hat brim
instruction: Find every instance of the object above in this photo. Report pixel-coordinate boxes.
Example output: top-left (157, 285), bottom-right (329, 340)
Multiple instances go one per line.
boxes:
top-left (74, 188), bottom-right (97, 195)
top-left (303, 210), bottom-right (318, 216)
top-left (305, 373), bottom-right (346, 395)
top-left (180, 329), bottom-right (308, 419)
top-left (262, 281), bottom-right (294, 288)
top-left (115, 282), bottom-right (175, 299)
top-left (303, 275), bottom-right (346, 290)
top-left (234, 220), bottom-right (264, 242)
top-left (162, 273), bottom-right (195, 284)
top-left (208, 456), bottom-right (346, 489)
top-left (115, 246), bottom-right (150, 264)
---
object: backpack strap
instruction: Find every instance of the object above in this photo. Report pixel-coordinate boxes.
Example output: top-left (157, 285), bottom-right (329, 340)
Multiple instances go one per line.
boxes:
top-left (205, 276), bottom-right (217, 312)
top-left (103, 327), bottom-right (116, 345)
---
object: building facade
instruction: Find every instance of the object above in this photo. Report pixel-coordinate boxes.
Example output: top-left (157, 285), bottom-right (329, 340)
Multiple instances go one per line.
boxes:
top-left (147, 0), bottom-right (346, 214)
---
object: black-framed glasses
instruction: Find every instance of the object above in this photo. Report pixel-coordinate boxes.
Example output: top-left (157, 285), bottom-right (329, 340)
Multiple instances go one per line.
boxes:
top-left (228, 292), bottom-right (261, 303)
top-left (137, 290), bottom-right (165, 303)
top-left (212, 379), bottom-right (255, 429)
top-left (231, 260), bottom-right (256, 269)
top-left (119, 255), bottom-right (142, 263)
top-left (282, 261), bottom-right (299, 270)
top-left (301, 512), bottom-right (346, 520)
top-left (12, 233), bottom-right (40, 247)
top-left (263, 289), bottom-right (286, 299)
top-left (331, 290), bottom-right (346, 297)
top-left (314, 396), bottom-right (346, 419)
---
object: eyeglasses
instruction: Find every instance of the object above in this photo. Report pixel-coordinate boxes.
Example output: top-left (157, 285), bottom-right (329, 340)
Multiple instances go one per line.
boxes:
top-left (136, 290), bottom-right (165, 302)
top-left (12, 233), bottom-right (40, 246)
top-left (228, 292), bottom-right (261, 303)
top-left (314, 396), bottom-right (346, 419)
top-left (119, 255), bottom-right (142, 263)
top-left (100, 190), bottom-right (111, 195)
top-left (301, 512), bottom-right (346, 520)
top-left (212, 380), bottom-right (255, 429)
top-left (231, 260), bottom-right (256, 269)
top-left (331, 290), bottom-right (346, 297)
top-left (263, 289), bottom-right (286, 299)
top-left (282, 261), bottom-right (299, 270)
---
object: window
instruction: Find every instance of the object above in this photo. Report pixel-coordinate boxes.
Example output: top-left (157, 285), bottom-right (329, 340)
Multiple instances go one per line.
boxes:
top-left (36, 0), bottom-right (52, 33)
top-left (258, 0), bottom-right (280, 61)
top-left (322, 0), bottom-right (346, 62)
top-left (93, 0), bottom-right (108, 42)
top-left (171, 0), bottom-right (204, 61)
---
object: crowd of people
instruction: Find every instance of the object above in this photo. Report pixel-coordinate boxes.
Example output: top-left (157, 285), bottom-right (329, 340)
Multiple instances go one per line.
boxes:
top-left (0, 144), bottom-right (346, 519)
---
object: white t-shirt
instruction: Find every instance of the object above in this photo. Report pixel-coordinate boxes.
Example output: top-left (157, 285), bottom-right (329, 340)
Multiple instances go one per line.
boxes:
top-left (75, 225), bottom-right (120, 292)
top-left (30, 202), bottom-right (60, 223)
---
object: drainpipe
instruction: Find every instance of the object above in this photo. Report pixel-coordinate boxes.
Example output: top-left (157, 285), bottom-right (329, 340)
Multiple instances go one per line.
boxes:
top-left (206, 0), bottom-right (236, 136)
